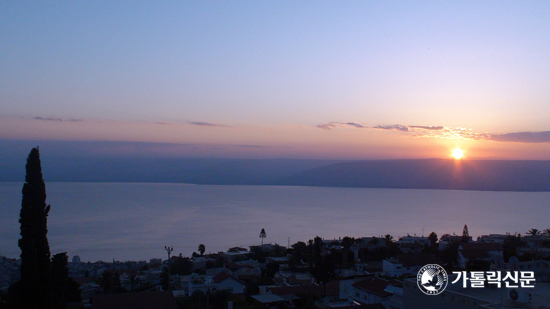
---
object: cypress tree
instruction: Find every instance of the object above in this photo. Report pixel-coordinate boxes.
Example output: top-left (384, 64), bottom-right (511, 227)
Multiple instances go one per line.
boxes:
top-left (17, 147), bottom-right (52, 308)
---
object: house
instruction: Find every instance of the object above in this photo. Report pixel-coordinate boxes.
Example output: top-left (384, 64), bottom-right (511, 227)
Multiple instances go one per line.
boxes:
top-left (340, 276), bottom-right (393, 307)
top-left (398, 236), bottom-right (432, 253)
top-left (398, 236), bottom-right (431, 247)
top-left (273, 271), bottom-right (316, 286)
top-left (191, 256), bottom-right (214, 269)
top-left (383, 254), bottom-right (442, 277)
top-left (350, 237), bottom-right (386, 262)
top-left (220, 247), bottom-right (249, 261)
top-left (477, 234), bottom-right (510, 244)
top-left (187, 271), bottom-right (245, 295)
top-left (398, 242), bottom-right (424, 254)
top-left (227, 263), bottom-right (262, 282)
top-left (249, 244), bottom-right (276, 253)
top-left (438, 234), bottom-right (472, 250)
top-left (458, 243), bottom-right (503, 269)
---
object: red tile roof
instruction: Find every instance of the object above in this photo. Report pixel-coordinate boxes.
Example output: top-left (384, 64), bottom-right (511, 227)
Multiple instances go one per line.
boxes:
top-left (91, 291), bottom-right (177, 309)
top-left (352, 277), bottom-right (392, 298)
top-left (212, 271), bottom-right (232, 283)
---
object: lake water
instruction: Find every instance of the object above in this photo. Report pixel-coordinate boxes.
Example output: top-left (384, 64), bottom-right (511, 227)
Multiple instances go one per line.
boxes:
top-left (0, 182), bottom-right (548, 262)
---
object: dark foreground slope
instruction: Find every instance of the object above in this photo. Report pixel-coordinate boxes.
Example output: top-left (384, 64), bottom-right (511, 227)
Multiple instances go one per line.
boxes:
top-left (279, 159), bottom-right (550, 191)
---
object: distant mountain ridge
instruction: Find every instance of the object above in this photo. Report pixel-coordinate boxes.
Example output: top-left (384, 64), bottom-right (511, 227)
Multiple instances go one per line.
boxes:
top-left (279, 159), bottom-right (550, 191)
top-left (2, 152), bottom-right (550, 191)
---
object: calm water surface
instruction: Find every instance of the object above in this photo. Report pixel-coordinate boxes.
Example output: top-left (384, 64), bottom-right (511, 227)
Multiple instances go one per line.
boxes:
top-left (1, 182), bottom-right (548, 262)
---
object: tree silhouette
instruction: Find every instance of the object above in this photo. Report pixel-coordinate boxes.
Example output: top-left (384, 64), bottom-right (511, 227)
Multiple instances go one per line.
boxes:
top-left (51, 252), bottom-right (81, 308)
top-left (11, 148), bottom-right (53, 308)
top-left (259, 228), bottom-right (266, 250)
top-left (428, 232), bottom-right (438, 247)
top-left (461, 225), bottom-right (470, 243)
top-left (341, 236), bottom-right (354, 265)
top-left (527, 228), bottom-right (541, 236)
top-left (383, 234), bottom-right (394, 258)
top-left (383, 234), bottom-right (393, 247)
top-left (198, 244), bottom-right (206, 256)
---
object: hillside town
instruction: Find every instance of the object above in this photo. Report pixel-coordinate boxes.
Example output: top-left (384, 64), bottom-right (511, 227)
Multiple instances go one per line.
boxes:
top-left (2, 226), bottom-right (550, 308)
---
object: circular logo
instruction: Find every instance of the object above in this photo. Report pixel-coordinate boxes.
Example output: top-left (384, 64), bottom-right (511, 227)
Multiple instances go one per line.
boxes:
top-left (417, 264), bottom-right (448, 295)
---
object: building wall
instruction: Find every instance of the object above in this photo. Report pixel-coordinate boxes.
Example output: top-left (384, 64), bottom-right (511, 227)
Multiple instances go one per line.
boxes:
top-left (383, 259), bottom-right (421, 277)
top-left (218, 278), bottom-right (245, 294)
top-left (402, 279), bottom-right (491, 309)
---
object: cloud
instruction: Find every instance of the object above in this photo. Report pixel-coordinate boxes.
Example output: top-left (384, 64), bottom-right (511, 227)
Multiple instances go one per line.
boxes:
top-left (343, 122), bottom-right (366, 128)
top-left (33, 116), bottom-right (63, 122)
top-left (487, 131), bottom-right (550, 143)
top-left (409, 125), bottom-right (444, 131)
top-left (155, 121), bottom-right (170, 125)
top-left (373, 124), bottom-right (409, 132)
top-left (33, 116), bottom-right (84, 122)
top-left (317, 120), bottom-right (550, 143)
top-left (317, 122), bottom-right (366, 130)
top-left (188, 121), bottom-right (230, 128)
top-left (235, 144), bottom-right (267, 148)
top-left (317, 123), bottom-right (337, 130)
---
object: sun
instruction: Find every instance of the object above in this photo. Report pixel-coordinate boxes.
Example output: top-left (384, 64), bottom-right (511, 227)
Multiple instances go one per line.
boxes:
top-left (452, 148), bottom-right (464, 159)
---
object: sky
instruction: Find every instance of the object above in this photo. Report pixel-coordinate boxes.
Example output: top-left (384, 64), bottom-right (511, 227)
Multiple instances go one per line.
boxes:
top-left (2, 1), bottom-right (550, 160)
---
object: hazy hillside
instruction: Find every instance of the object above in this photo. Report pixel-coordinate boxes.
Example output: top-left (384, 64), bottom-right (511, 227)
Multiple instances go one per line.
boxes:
top-left (2, 139), bottom-right (550, 191)
top-left (0, 156), bottom-right (338, 185)
top-left (279, 159), bottom-right (550, 191)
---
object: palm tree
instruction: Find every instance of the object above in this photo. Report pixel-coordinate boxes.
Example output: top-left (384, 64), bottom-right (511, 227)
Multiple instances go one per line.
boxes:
top-left (198, 244), bottom-right (205, 256)
top-left (383, 234), bottom-right (394, 247)
top-left (543, 229), bottom-right (550, 237)
top-left (527, 228), bottom-right (541, 236)
top-left (383, 234), bottom-right (394, 258)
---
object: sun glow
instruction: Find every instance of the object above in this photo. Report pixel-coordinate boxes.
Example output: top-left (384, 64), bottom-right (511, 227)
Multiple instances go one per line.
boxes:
top-left (452, 148), bottom-right (464, 159)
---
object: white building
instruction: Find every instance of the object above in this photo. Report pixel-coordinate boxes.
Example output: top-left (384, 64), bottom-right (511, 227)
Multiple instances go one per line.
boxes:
top-left (340, 276), bottom-right (395, 307)
top-left (383, 254), bottom-right (442, 278)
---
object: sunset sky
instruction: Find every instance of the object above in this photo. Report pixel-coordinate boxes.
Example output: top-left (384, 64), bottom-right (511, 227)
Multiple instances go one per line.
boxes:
top-left (2, 1), bottom-right (550, 160)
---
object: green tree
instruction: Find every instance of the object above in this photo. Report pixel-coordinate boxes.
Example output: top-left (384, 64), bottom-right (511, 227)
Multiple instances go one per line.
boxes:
top-left (313, 236), bottom-right (324, 260)
top-left (198, 244), bottom-right (206, 256)
top-left (51, 252), bottom-right (81, 308)
top-left (428, 232), bottom-right (438, 246)
top-left (259, 228), bottom-right (266, 250)
top-left (341, 236), bottom-right (354, 265)
top-left (383, 234), bottom-right (397, 258)
top-left (441, 241), bottom-right (460, 268)
top-left (11, 148), bottom-right (53, 308)
top-left (461, 225), bottom-right (470, 243)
